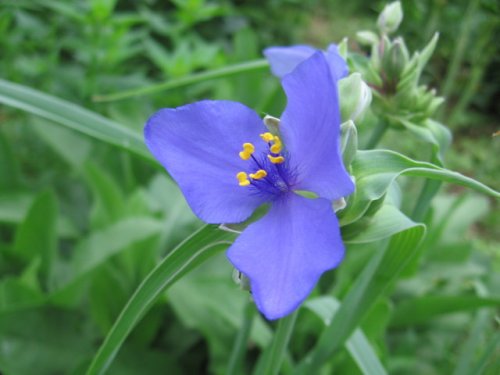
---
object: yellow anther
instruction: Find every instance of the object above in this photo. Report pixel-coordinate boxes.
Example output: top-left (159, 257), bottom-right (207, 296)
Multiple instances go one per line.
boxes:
top-left (236, 172), bottom-right (250, 186)
top-left (239, 142), bottom-right (255, 160)
top-left (268, 155), bottom-right (285, 164)
top-left (249, 169), bottom-right (267, 180)
top-left (270, 136), bottom-right (282, 154)
top-left (239, 151), bottom-right (251, 160)
top-left (260, 132), bottom-right (274, 143)
top-left (242, 143), bottom-right (255, 153)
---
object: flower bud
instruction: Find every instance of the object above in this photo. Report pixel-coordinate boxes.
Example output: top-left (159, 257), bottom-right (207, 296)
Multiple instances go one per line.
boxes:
top-left (263, 114), bottom-right (280, 134)
top-left (377, 1), bottom-right (403, 34)
top-left (337, 37), bottom-right (349, 59)
top-left (340, 120), bottom-right (358, 167)
top-left (339, 73), bottom-right (373, 122)
top-left (356, 31), bottom-right (379, 46)
top-left (382, 37), bottom-right (409, 82)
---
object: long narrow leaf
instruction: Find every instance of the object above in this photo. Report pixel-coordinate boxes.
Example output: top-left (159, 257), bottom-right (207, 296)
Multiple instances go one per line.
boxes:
top-left (341, 149), bottom-right (499, 225)
top-left (85, 225), bottom-right (234, 375)
top-left (0, 79), bottom-right (151, 161)
top-left (305, 297), bottom-right (388, 375)
top-left (93, 59), bottom-right (269, 102)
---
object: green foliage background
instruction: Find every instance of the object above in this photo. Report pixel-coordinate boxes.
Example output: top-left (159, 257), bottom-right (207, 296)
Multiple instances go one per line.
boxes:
top-left (0, 1), bottom-right (498, 374)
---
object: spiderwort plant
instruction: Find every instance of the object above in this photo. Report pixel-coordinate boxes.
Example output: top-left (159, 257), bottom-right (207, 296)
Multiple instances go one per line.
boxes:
top-left (144, 52), bottom-right (354, 320)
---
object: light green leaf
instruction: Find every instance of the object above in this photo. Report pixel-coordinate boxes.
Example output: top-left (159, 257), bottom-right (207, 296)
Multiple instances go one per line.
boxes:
top-left (85, 225), bottom-right (234, 375)
top-left (343, 204), bottom-right (417, 243)
top-left (340, 149), bottom-right (499, 226)
top-left (70, 217), bottom-right (163, 281)
top-left (397, 118), bottom-right (451, 164)
top-left (0, 79), bottom-right (151, 160)
top-left (305, 296), bottom-right (388, 375)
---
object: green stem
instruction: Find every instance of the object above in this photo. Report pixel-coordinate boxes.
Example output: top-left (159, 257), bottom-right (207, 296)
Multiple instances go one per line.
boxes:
top-left (226, 300), bottom-right (256, 375)
top-left (364, 121), bottom-right (388, 149)
top-left (255, 310), bottom-right (299, 375)
top-left (440, 0), bottom-right (480, 103)
top-left (411, 179), bottom-right (442, 222)
top-left (93, 59), bottom-right (270, 102)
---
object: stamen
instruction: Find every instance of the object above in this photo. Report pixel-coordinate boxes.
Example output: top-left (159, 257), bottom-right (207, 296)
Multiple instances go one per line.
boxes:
top-left (239, 142), bottom-right (255, 160)
top-left (270, 136), bottom-right (282, 154)
top-left (260, 132), bottom-right (274, 143)
top-left (236, 171), bottom-right (250, 186)
top-left (268, 155), bottom-right (285, 164)
top-left (249, 169), bottom-right (267, 180)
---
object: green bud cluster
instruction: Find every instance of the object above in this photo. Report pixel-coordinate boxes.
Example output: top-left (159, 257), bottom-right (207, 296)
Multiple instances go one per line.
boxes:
top-left (353, 1), bottom-right (444, 127)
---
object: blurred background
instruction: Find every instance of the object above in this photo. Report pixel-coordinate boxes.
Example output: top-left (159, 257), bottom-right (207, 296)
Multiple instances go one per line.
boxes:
top-left (0, 1), bottom-right (498, 374)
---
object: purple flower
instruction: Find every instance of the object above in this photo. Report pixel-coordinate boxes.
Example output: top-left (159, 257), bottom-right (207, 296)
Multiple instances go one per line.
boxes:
top-left (144, 52), bottom-right (354, 320)
top-left (264, 44), bottom-right (349, 81)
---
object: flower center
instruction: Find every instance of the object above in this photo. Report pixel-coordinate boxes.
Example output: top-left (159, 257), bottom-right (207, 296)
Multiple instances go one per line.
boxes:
top-left (236, 132), bottom-right (294, 199)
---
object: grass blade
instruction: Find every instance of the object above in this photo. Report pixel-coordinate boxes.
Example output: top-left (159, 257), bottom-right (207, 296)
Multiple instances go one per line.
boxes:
top-left (93, 59), bottom-right (270, 102)
top-left (0, 79), bottom-right (151, 161)
top-left (305, 297), bottom-right (388, 375)
top-left (254, 310), bottom-right (299, 375)
top-left (85, 225), bottom-right (234, 375)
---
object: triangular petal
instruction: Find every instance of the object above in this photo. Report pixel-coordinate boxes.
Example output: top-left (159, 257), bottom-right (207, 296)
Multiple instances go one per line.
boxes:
top-left (145, 100), bottom-right (268, 224)
top-left (263, 45), bottom-right (317, 78)
top-left (280, 52), bottom-right (355, 201)
top-left (227, 194), bottom-right (344, 320)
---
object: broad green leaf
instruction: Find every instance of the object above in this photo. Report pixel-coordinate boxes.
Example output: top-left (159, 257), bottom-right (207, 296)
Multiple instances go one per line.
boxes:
top-left (49, 217), bottom-right (164, 308)
top-left (0, 79), bottom-right (151, 160)
top-left (305, 296), bottom-right (388, 375)
top-left (340, 149), bottom-right (499, 225)
top-left (0, 277), bottom-right (44, 312)
top-left (13, 190), bottom-right (58, 289)
top-left (0, 192), bottom-right (78, 238)
top-left (85, 225), bottom-right (234, 375)
top-left (294, 223), bottom-right (426, 374)
top-left (69, 217), bottom-right (163, 283)
top-left (84, 162), bottom-right (125, 229)
top-left (390, 296), bottom-right (500, 327)
top-left (343, 204), bottom-right (417, 243)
